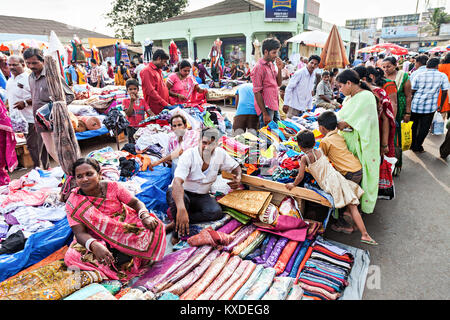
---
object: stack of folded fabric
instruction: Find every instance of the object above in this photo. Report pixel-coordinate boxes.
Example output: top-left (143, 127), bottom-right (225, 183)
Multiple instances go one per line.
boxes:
top-left (297, 239), bottom-right (354, 300)
top-left (219, 136), bottom-right (250, 162)
top-left (218, 190), bottom-right (272, 220)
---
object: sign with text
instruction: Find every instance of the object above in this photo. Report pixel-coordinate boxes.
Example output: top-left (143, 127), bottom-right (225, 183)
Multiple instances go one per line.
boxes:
top-left (265, 0), bottom-right (298, 22)
top-left (381, 26), bottom-right (418, 39)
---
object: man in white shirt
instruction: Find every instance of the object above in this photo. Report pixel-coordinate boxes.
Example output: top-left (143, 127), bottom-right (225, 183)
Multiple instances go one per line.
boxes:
top-left (135, 57), bottom-right (146, 85)
top-left (166, 128), bottom-right (242, 240)
top-left (283, 55), bottom-right (321, 118)
top-left (365, 56), bottom-right (376, 68)
top-left (6, 55), bottom-right (46, 168)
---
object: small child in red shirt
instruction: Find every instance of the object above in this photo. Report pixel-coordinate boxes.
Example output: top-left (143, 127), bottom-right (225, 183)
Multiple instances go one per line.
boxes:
top-left (123, 79), bottom-right (155, 144)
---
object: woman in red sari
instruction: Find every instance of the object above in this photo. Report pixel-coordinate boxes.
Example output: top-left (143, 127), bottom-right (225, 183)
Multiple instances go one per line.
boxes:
top-left (366, 66), bottom-right (396, 157)
top-left (64, 158), bottom-right (166, 281)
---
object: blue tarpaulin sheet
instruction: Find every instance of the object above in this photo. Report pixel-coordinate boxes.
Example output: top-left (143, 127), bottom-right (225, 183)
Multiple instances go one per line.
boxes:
top-left (0, 218), bottom-right (74, 282)
top-left (76, 126), bottom-right (109, 141)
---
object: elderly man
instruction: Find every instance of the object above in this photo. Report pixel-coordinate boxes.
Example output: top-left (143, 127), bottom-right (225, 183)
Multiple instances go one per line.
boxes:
top-left (24, 47), bottom-right (74, 165)
top-left (166, 128), bottom-right (242, 243)
top-left (6, 55), bottom-right (48, 169)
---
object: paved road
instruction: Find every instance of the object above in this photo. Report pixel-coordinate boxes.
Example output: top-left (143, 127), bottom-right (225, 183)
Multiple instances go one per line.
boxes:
top-left (11, 107), bottom-right (449, 300)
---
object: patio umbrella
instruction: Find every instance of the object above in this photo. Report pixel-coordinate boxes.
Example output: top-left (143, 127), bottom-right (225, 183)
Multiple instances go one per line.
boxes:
top-left (429, 46), bottom-right (450, 53)
top-left (357, 45), bottom-right (383, 54)
top-left (44, 55), bottom-right (81, 201)
top-left (358, 43), bottom-right (409, 55)
top-left (287, 30), bottom-right (329, 48)
top-left (319, 25), bottom-right (349, 69)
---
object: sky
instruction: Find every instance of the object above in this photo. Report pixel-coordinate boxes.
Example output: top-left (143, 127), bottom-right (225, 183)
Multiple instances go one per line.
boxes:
top-left (0, 0), bottom-right (448, 37)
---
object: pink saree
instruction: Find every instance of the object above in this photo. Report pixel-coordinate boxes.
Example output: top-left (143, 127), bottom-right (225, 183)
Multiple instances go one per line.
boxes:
top-left (64, 182), bottom-right (166, 281)
top-left (0, 99), bottom-right (18, 185)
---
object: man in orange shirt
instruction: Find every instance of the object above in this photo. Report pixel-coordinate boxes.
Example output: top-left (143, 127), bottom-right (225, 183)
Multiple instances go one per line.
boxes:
top-left (141, 49), bottom-right (170, 115)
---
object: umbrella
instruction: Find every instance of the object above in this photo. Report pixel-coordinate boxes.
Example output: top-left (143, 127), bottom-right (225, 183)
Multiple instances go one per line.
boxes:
top-left (358, 43), bottom-right (409, 55)
top-left (429, 46), bottom-right (449, 53)
top-left (44, 55), bottom-right (81, 200)
top-left (319, 25), bottom-right (350, 69)
top-left (357, 45), bottom-right (383, 54)
top-left (287, 30), bottom-right (329, 48)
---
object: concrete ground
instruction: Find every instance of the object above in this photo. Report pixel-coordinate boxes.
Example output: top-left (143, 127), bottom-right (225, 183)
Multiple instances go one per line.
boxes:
top-left (9, 105), bottom-right (449, 300)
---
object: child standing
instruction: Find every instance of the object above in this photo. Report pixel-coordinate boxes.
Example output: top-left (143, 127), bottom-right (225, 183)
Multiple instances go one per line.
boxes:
top-left (286, 130), bottom-right (377, 246)
top-left (123, 79), bottom-right (155, 144)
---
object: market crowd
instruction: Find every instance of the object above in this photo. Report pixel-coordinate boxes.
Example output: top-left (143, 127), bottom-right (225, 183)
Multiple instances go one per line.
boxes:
top-left (0, 36), bottom-right (449, 281)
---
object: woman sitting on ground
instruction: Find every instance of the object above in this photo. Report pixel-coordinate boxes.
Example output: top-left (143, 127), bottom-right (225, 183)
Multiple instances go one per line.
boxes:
top-left (167, 60), bottom-right (207, 105)
top-left (64, 158), bottom-right (166, 281)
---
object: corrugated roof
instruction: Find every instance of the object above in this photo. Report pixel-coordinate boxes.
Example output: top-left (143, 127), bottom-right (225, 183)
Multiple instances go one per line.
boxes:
top-left (0, 15), bottom-right (113, 39)
top-left (164, 0), bottom-right (264, 22)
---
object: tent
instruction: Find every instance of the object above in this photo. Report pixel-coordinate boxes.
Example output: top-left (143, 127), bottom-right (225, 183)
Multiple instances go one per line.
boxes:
top-left (287, 30), bottom-right (329, 48)
top-left (319, 25), bottom-right (349, 70)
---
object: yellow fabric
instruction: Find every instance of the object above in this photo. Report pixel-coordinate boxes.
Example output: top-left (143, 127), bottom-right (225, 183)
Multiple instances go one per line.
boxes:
top-left (319, 129), bottom-right (362, 176)
top-left (401, 121), bottom-right (414, 151)
top-left (279, 95), bottom-right (287, 120)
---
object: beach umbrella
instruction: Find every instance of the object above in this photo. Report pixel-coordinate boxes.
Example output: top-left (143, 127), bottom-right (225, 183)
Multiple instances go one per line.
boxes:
top-left (44, 55), bottom-right (81, 200)
top-left (358, 43), bottom-right (409, 55)
top-left (287, 30), bottom-right (329, 48)
top-left (357, 45), bottom-right (383, 54)
top-left (319, 25), bottom-right (350, 69)
top-left (429, 46), bottom-right (449, 53)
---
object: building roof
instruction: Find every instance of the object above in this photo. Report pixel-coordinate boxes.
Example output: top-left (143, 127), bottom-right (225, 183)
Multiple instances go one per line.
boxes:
top-left (0, 15), bottom-right (113, 39)
top-left (164, 0), bottom-right (264, 22)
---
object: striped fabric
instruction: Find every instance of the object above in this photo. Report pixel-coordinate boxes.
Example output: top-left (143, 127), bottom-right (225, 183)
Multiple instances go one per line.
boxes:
top-left (251, 59), bottom-right (280, 116)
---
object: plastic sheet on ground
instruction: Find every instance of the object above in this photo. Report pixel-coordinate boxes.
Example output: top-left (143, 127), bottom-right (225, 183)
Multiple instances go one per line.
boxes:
top-left (75, 126), bottom-right (109, 141)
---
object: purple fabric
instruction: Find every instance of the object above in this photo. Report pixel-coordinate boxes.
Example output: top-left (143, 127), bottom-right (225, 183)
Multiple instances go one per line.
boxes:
top-left (132, 247), bottom-right (197, 290)
top-left (217, 219), bottom-right (242, 234)
top-left (280, 241), bottom-right (302, 277)
top-left (252, 235), bottom-right (278, 264)
top-left (0, 223), bottom-right (8, 239)
top-left (255, 215), bottom-right (308, 242)
top-left (263, 237), bottom-right (289, 268)
top-left (4, 213), bottom-right (19, 225)
top-left (223, 224), bottom-right (256, 252)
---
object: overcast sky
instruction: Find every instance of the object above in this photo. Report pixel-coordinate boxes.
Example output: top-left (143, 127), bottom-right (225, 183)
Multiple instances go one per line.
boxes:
top-left (0, 0), bottom-right (448, 37)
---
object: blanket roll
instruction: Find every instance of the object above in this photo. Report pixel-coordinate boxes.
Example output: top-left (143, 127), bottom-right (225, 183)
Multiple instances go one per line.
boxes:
top-left (77, 116), bottom-right (102, 130)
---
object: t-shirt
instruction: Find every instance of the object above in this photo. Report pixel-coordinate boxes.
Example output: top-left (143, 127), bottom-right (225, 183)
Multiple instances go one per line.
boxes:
top-left (235, 83), bottom-right (256, 116)
top-left (315, 80), bottom-right (333, 105)
top-left (174, 147), bottom-right (239, 194)
top-left (123, 98), bottom-right (151, 127)
top-left (319, 129), bottom-right (362, 176)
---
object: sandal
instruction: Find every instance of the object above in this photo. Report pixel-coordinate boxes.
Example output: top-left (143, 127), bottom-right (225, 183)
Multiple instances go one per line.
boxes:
top-left (331, 223), bottom-right (354, 235)
top-left (361, 239), bottom-right (379, 246)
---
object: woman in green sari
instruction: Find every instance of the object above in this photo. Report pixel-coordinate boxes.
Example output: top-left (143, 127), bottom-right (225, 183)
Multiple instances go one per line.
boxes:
top-left (382, 57), bottom-right (412, 176)
top-left (336, 69), bottom-right (380, 215)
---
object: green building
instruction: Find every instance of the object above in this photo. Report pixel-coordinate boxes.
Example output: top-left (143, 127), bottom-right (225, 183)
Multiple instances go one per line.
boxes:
top-left (133, 0), bottom-right (305, 63)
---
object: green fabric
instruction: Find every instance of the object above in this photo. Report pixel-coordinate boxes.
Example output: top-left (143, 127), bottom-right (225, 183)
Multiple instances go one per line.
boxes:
top-left (393, 71), bottom-right (409, 169)
top-left (203, 111), bottom-right (215, 128)
top-left (222, 207), bottom-right (252, 224)
top-left (239, 233), bottom-right (267, 259)
top-left (337, 90), bottom-right (380, 214)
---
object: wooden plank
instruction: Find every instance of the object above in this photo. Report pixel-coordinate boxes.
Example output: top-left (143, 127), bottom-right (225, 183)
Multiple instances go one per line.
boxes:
top-left (223, 171), bottom-right (331, 208)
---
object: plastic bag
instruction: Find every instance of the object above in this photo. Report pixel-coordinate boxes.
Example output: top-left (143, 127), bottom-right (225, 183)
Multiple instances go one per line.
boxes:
top-left (431, 112), bottom-right (444, 135)
top-left (9, 107), bottom-right (28, 134)
top-left (401, 121), bottom-right (413, 151)
top-left (279, 197), bottom-right (302, 219)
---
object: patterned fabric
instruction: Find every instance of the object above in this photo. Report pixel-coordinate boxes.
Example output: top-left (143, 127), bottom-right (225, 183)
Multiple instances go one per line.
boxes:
top-left (373, 88), bottom-right (396, 158)
top-left (251, 59), bottom-right (280, 115)
top-left (0, 260), bottom-right (102, 300)
top-left (123, 98), bottom-right (151, 127)
top-left (411, 69), bottom-right (450, 114)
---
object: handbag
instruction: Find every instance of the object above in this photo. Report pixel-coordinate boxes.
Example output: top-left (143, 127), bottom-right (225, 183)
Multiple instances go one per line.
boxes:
top-left (401, 121), bottom-right (413, 151)
top-left (35, 101), bottom-right (54, 131)
top-left (378, 157), bottom-right (395, 200)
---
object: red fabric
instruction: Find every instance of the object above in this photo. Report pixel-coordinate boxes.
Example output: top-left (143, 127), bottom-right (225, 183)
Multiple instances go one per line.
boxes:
top-left (379, 158), bottom-right (393, 189)
top-left (141, 62), bottom-right (170, 115)
top-left (312, 245), bottom-right (354, 263)
top-left (122, 98), bottom-right (151, 127)
top-left (187, 227), bottom-right (235, 249)
top-left (251, 59), bottom-right (280, 115)
top-left (281, 158), bottom-right (300, 170)
top-left (374, 88), bottom-right (396, 158)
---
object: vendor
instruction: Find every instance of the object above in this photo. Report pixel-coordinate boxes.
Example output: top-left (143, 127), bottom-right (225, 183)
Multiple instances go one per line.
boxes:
top-left (64, 158), bottom-right (166, 281)
top-left (167, 60), bottom-right (207, 105)
top-left (166, 128), bottom-right (242, 243)
top-left (151, 114), bottom-right (199, 172)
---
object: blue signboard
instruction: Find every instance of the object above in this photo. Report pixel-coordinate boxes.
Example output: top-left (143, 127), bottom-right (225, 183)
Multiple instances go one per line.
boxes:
top-left (265, 0), bottom-right (298, 22)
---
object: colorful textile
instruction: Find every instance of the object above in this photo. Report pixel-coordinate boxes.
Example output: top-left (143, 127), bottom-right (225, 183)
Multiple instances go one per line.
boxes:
top-left (187, 227), bottom-right (235, 249)
top-left (255, 215), bottom-right (308, 242)
top-left (216, 218), bottom-right (242, 234)
top-left (223, 224), bottom-right (257, 252)
top-left (286, 284), bottom-right (304, 300)
top-left (280, 242), bottom-right (303, 277)
top-left (64, 182), bottom-right (166, 281)
top-left (218, 190), bottom-right (272, 219)
top-left (221, 208), bottom-right (251, 225)
top-left (289, 239), bottom-right (312, 278)
top-left (238, 232), bottom-right (267, 259)
top-left (262, 276), bottom-right (294, 300)
top-left (132, 247), bottom-right (197, 292)
top-left (123, 98), bottom-right (151, 128)
top-left (231, 230), bottom-right (261, 256)
top-left (180, 252), bottom-right (230, 300)
top-left (0, 99), bottom-right (17, 185)
top-left (219, 261), bottom-right (257, 300)
top-left (264, 237), bottom-right (289, 268)
top-left (152, 246), bottom-right (212, 293)
top-left (211, 259), bottom-right (248, 300)
top-left (197, 255), bottom-right (241, 300)
top-left (337, 90), bottom-right (380, 213)
top-left (0, 260), bottom-right (102, 300)
top-left (167, 73), bottom-right (198, 105)
top-left (273, 240), bottom-right (299, 275)
top-left (64, 283), bottom-right (118, 300)
top-left (253, 235), bottom-right (278, 264)
top-left (242, 267), bottom-right (276, 300)
top-left (294, 246), bottom-right (314, 284)
top-left (232, 264), bottom-right (264, 300)
top-left (161, 250), bottom-right (221, 296)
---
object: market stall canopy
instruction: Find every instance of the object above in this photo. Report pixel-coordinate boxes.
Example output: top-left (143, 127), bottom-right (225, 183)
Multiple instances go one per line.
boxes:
top-left (428, 46), bottom-right (450, 53)
top-left (287, 30), bottom-right (329, 48)
top-left (0, 38), bottom-right (48, 50)
top-left (319, 25), bottom-right (349, 69)
top-left (358, 43), bottom-right (409, 56)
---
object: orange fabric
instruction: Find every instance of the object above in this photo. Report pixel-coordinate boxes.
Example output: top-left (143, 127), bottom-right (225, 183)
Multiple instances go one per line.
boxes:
top-left (294, 246), bottom-right (314, 285)
top-left (438, 64), bottom-right (450, 113)
top-left (3, 246), bottom-right (69, 282)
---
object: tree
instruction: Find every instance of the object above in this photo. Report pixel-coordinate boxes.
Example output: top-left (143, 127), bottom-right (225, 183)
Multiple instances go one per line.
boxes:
top-left (106, 0), bottom-right (189, 40)
top-left (427, 7), bottom-right (450, 36)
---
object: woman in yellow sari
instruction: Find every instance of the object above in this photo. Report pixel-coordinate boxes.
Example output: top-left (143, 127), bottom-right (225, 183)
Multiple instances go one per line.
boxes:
top-left (114, 61), bottom-right (131, 86)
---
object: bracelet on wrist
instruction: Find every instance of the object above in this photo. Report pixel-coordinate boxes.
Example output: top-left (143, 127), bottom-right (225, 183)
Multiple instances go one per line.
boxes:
top-left (139, 210), bottom-right (150, 220)
top-left (85, 238), bottom-right (97, 252)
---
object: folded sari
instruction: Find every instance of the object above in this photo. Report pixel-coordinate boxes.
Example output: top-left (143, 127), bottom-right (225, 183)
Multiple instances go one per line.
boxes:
top-left (223, 224), bottom-right (257, 252)
top-left (180, 252), bottom-right (230, 300)
top-left (197, 255), bottom-right (241, 300)
top-left (286, 284), bottom-right (304, 300)
top-left (261, 277), bottom-right (294, 300)
top-left (273, 240), bottom-right (299, 275)
top-left (221, 207), bottom-right (251, 225)
top-left (289, 240), bottom-right (312, 278)
top-left (64, 283), bottom-right (117, 300)
top-left (217, 218), bottom-right (242, 234)
top-left (238, 232), bottom-right (267, 259)
top-left (187, 227), bottom-right (235, 249)
top-left (161, 250), bottom-right (221, 296)
top-left (211, 259), bottom-right (248, 300)
top-left (231, 230), bottom-right (261, 256)
top-left (242, 267), bottom-right (276, 300)
top-left (0, 261), bottom-right (102, 300)
top-left (264, 237), bottom-right (289, 268)
top-left (218, 190), bottom-right (272, 219)
top-left (253, 235), bottom-right (278, 264)
top-left (232, 264), bottom-right (264, 300)
top-left (280, 241), bottom-right (302, 277)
